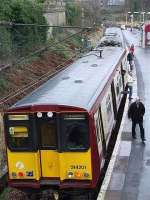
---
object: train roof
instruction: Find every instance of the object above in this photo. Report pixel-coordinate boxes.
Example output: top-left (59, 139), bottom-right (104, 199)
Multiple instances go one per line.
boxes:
top-left (11, 48), bottom-right (125, 112)
top-left (105, 27), bottom-right (122, 36)
top-left (11, 29), bottom-right (126, 112)
top-left (98, 27), bottom-right (125, 48)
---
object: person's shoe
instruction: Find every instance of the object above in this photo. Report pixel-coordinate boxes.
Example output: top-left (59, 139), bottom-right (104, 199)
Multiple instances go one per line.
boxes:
top-left (132, 136), bottom-right (136, 139)
top-left (142, 138), bottom-right (146, 141)
top-left (142, 140), bottom-right (146, 145)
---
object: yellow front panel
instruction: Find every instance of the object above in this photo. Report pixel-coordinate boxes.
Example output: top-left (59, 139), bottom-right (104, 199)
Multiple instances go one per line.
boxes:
top-left (40, 149), bottom-right (92, 181)
top-left (59, 149), bottom-right (92, 181)
top-left (7, 149), bottom-right (41, 180)
top-left (40, 150), bottom-right (59, 177)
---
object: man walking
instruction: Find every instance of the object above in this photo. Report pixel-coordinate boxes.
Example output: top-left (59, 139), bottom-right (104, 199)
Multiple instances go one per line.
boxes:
top-left (127, 50), bottom-right (133, 71)
top-left (128, 97), bottom-right (146, 143)
top-left (130, 44), bottom-right (134, 56)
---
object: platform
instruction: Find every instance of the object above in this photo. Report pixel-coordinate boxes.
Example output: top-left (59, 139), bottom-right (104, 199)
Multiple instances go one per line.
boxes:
top-left (98, 29), bottom-right (150, 200)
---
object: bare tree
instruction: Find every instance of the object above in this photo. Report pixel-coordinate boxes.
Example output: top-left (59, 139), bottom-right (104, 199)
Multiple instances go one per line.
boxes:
top-left (79, 0), bottom-right (103, 26)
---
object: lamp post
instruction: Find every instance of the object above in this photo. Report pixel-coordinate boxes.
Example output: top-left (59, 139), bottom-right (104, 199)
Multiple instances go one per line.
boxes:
top-left (133, 12), bottom-right (139, 26)
top-left (126, 11), bottom-right (131, 25)
top-left (141, 12), bottom-right (145, 23)
top-left (130, 14), bottom-right (133, 29)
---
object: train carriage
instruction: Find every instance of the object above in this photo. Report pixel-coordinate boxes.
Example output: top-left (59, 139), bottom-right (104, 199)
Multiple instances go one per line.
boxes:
top-left (3, 28), bottom-right (128, 199)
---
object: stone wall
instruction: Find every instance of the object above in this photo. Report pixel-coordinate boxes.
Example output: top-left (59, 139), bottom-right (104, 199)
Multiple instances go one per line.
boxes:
top-left (44, 0), bottom-right (66, 26)
top-left (44, 11), bottom-right (66, 26)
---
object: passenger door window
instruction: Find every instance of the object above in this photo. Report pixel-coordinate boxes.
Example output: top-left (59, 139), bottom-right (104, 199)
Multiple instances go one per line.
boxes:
top-left (36, 113), bottom-right (57, 150)
top-left (40, 122), bottom-right (57, 148)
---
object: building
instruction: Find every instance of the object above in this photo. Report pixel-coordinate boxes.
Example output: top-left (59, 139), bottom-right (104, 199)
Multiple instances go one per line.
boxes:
top-left (44, 0), bottom-right (66, 26)
top-left (107, 0), bottom-right (125, 6)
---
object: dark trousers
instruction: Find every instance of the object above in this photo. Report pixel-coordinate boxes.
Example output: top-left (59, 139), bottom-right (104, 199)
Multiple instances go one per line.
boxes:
top-left (132, 120), bottom-right (145, 140)
top-left (129, 60), bottom-right (133, 71)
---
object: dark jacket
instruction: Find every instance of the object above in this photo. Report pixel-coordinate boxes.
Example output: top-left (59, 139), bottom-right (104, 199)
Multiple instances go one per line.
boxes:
top-left (127, 52), bottom-right (133, 61)
top-left (128, 101), bottom-right (145, 122)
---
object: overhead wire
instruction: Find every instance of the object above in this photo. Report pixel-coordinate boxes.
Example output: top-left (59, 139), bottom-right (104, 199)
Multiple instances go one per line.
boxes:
top-left (8, 28), bottom-right (88, 66)
top-left (0, 22), bottom-right (93, 29)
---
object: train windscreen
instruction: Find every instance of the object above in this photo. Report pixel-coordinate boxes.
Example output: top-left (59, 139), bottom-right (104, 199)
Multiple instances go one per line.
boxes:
top-left (4, 114), bottom-right (36, 151)
top-left (60, 114), bottom-right (89, 151)
top-left (5, 112), bottom-right (89, 152)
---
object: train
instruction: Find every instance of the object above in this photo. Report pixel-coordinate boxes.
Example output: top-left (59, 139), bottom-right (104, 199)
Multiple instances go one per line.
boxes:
top-left (3, 27), bottom-right (129, 199)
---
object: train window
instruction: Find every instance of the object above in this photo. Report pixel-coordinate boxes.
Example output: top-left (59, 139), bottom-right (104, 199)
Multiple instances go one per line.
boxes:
top-left (60, 114), bottom-right (89, 151)
top-left (116, 83), bottom-right (119, 95)
top-left (36, 113), bottom-right (57, 149)
top-left (123, 58), bottom-right (128, 71)
top-left (106, 95), bottom-right (113, 122)
top-left (39, 122), bottom-right (57, 149)
top-left (7, 124), bottom-right (30, 149)
top-left (4, 113), bottom-right (36, 151)
top-left (119, 76), bottom-right (122, 88)
top-left (95, 118), bottom-right (100, 143)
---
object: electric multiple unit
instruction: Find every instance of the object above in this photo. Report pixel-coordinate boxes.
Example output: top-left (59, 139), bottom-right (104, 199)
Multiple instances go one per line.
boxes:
top-left (3, 28), bottom-right (128, 198)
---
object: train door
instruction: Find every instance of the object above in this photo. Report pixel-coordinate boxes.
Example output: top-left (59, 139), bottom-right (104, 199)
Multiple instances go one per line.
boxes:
top-left (113, 67), bottom-right (124, 111)
top-left (36, 112), bottom-right (60, 178)
top-left (94, 107), bottom-right (106, 167)
top-left (99, 107), bottom-right (106, 158)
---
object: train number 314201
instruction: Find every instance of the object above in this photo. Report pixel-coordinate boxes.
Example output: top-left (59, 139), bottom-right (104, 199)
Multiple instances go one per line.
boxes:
top-left (70, 165), bottom-right (87, 170)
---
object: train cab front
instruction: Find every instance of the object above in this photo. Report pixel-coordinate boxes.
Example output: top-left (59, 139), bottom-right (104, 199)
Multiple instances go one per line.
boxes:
top-left (4, 111), bottom-right (94, 193)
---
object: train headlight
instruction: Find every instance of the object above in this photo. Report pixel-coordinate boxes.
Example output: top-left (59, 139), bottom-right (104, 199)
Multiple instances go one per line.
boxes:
top-left (67, 171), bottom-right (74, 178)
top-left (37, 112), bottom-right (42, 118)
top-left (47, 112), bottom-right (53, 118)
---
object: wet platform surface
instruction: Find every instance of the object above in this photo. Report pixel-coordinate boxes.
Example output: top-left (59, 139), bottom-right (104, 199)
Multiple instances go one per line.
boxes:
top-left (98, 29), bottom-right (150, 200)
